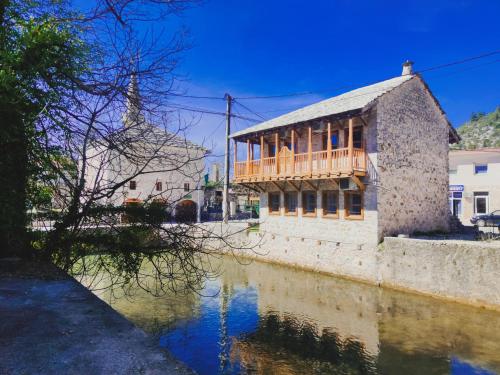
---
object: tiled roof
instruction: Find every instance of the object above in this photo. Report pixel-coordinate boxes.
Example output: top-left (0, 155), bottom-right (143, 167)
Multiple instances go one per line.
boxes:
top-left (230, 75), bottom-right (414, 138)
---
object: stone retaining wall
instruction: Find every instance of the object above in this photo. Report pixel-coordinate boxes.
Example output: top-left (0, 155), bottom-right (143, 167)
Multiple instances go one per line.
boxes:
top-left (212, 223), bottom-right (500, 309)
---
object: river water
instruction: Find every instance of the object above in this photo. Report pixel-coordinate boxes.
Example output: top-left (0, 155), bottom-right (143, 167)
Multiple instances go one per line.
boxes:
top-left (90, 256), bottom-right (500, 374)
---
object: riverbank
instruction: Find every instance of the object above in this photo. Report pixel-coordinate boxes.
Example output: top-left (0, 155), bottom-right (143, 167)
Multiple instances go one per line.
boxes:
top-left (204, 222), bottom-right (500, 310)
top-left (0, 259), bottom-right (194, 375)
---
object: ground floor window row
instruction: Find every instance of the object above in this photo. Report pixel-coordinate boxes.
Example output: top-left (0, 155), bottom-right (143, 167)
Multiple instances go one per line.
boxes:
top-left (268, 190), bottom-right (364, 220)
top-left (448, 190), bottom-right (492, 217)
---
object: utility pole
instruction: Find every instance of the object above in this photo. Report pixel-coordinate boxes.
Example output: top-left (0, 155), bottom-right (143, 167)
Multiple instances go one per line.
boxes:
top-left (222, 93), bottom-right (232, 223)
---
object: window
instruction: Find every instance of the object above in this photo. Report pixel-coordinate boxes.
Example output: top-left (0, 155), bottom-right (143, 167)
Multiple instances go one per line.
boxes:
top-left (474, 164), bottom-right (488, 174)
top-left (449, 169), bottom-right (457, 175)
top-left (345, 191), bottom-right (363, 219)
top-left (344, 127), bottom-right (363, 149)
top-left (302, 191), bottom-right (317, 215)
top-left (322, 131), bottom-right (339, 150)
top-left (284, 192), bottom-right (298, 214)
top-left (129, 180), bottom-right (137, 190)
top-left (449, 191), bottom-right (462, 217)
top-left (184, 183), bottom-right (190, 192)
top-left (155, 181), bottom-right (162, 191)
top-left (269, 192), bottom-right (280, 214)
top-left (268, 144), bottom-right (276, 157)
top-left (322, 191), bottom-right (339, 217)
top-left (474, 192), bottom-right (489, 215)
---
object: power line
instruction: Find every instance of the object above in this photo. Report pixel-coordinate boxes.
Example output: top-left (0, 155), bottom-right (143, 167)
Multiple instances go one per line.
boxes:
top-left (417, 49), bottom-right (500, 73)
top-left (232, 49), bottom-right (500, 101)
top-left (233, 99), bottom-right (267, 121)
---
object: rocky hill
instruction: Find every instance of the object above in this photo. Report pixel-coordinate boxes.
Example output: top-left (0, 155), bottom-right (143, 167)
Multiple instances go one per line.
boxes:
top-left (451, 107), bottom-right (500, 149)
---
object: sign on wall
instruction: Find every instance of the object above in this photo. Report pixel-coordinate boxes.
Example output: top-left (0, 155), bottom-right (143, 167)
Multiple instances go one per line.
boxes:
top-left (449, 185), bottom-right (464, 192)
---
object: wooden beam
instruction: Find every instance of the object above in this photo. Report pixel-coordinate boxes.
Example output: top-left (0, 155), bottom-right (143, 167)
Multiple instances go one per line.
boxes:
top-left (327, 121), bottom-right (332, 171)
top-left (275, 132), bottom-right (279, 175)
top-left (330, 179), bottom-right (339, 189)
top-left (347, 118), bottom-right (354, 171)
top-left (288, 180), bottom-right (300, 191)
top-left (246, 139), bottom-right (251, 176)
top-left (351, 175), bottom-right (366, 191)
top-left (260, 135), bottom-right (264, 177)
top-left (291, 128), bottom-right (295, 174)
top-left (271, 181), bottom-right (284, 193)
top-left (308, 124), bottom-right (312, 176)
top-left (303, 179), bottom-right (317, 191)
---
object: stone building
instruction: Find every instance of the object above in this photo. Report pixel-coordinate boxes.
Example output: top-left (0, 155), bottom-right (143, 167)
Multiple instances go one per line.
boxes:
top-left (449, 148), bottom-right (500, 225)
top-left (230, 62), bottom-right (460, 246)
top-left (84, 73), bottom-right (206, 219)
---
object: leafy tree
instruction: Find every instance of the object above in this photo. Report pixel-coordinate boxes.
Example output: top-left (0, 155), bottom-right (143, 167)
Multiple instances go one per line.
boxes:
top-left (0, 0), bottom-right (85, 257)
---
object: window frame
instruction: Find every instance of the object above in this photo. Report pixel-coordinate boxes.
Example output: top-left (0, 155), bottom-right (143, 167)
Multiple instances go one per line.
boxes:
top-left (284, 191), bottom-right (298, 216)
top-left (129, 180), bottom-right (137, 190)
top-left (322, 190), bottom-right (339, 219)
top-left (474, 164), bottom-right (488, 174)
top-left (183, 183), bottom-right (190, 192)
top-left (344, 191), bottom-right (364, 220)
top-left (474, 192), bottom-right (489, 215)
top-left (268, 192), bottom-right (281, 215)
top-left (301, 190), bottom-right (317, 217)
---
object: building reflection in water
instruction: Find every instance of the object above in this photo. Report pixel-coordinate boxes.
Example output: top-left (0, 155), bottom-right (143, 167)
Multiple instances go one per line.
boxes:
top-left (91, 256), bottom-right (500, 375)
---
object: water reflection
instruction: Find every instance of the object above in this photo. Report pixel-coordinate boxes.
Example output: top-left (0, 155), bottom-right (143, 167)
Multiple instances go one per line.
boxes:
top-left (90, 256), bottom-right (500, 375)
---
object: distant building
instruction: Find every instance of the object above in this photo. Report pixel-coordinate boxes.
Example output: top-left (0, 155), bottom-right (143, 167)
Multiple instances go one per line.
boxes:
top-left (209, 163), bottom-right (221, 183)
top-left (84, 73), bottom-right (206, 220)
top-left (230, 61), bottom-right (459, 244)
top-left (449, 148), bottom-right (500, 225)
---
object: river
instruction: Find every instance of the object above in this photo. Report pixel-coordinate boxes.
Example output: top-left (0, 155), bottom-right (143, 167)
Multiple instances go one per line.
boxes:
top-left (89, 255), bottom-right (500, 374)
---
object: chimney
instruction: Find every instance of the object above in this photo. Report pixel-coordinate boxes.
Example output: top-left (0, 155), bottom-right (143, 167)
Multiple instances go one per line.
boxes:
top-left (402, 60), bottom-right (414, 76)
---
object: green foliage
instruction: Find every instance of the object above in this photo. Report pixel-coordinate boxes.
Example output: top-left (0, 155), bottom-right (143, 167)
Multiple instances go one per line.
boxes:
top-left (0, 0), bottom-right (87, 256)
top-left (452, 106), bottom-right (500, 150)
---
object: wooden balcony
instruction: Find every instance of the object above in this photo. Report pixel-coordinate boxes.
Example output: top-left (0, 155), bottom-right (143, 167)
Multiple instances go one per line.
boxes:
top-left (233, 147), bottom-right (366, 183)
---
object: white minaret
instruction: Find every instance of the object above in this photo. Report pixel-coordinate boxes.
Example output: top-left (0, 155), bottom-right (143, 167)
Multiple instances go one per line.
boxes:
top-left (123, 70), bottom-right (144, 127)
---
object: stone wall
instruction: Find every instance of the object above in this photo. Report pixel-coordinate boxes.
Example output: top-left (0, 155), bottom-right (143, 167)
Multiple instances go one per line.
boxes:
top-left (380, 237), bottom-right (500, 308)
top-left (211, 223), bottom-right (500, 309)
top-left (376, 77), bottom-right (450, 238)
top-left (259, 182), bottom-right (379, 246)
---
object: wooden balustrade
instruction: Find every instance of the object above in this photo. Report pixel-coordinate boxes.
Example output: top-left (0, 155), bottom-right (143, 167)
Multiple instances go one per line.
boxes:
top-left (233, 147), bottom-right (366, 180)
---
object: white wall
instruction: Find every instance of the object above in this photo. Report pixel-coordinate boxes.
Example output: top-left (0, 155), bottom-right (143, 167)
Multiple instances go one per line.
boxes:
top-left (449, 150), bottom-right (500, 224)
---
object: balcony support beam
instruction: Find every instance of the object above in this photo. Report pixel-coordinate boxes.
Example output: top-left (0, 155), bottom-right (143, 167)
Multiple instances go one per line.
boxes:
top-left (308, 125), bottom-right (312, 176)
top-left (275, 132), bottom-right (279, 174)
top-left (327, 122), bottom-right (332, 171)
top-left (291, 129), bottom-right (295, 174)
top-left (351, 175), bottom-right (366, 191)
top-left (260, 135), bottom-right (264, 177)
top-left (347, 118), bottom-right (354, 171)
top-left (246, 139), bottom-right (251, 175)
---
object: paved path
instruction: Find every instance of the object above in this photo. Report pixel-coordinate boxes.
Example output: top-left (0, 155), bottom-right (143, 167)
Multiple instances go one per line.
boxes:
top-left (0, 275), bottom-right (194, 375)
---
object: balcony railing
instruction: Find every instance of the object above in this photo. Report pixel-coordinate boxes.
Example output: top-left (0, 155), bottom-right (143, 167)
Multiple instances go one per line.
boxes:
top-left (234, 147), bottom-right (366, 182)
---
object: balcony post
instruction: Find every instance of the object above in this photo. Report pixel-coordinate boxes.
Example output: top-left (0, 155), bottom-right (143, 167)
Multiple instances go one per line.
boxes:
top-left (347, 118), bottom-right (354, 172)
top-left (308, 124), bottom-right (312, 175)
top-left (275, 132), bottom-right (279, 174)
top-left (327, 121), bottom-right (332, 172)
top-left (234, 140), bottom-right (238, 177)
top-left (246, 139), bottom-right (250, 176)
top-left (291, 128), bottom-right (295, 174)
top-left (260, 135), bottom-right (264, 177)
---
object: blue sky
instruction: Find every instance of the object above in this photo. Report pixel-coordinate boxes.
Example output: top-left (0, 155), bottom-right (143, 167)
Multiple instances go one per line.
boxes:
top-left (165, 0), bottom-right (500, 158)
top-left (78, 0), bottom-right (500, 160)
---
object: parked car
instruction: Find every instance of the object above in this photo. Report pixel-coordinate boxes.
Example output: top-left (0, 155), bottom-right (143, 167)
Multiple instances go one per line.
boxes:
top-left (471, 210), bottom-right (500, 227)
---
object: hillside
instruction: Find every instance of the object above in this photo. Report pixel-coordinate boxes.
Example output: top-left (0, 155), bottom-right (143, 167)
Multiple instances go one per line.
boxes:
top-left (451, 107), bottom-right (500, 149)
